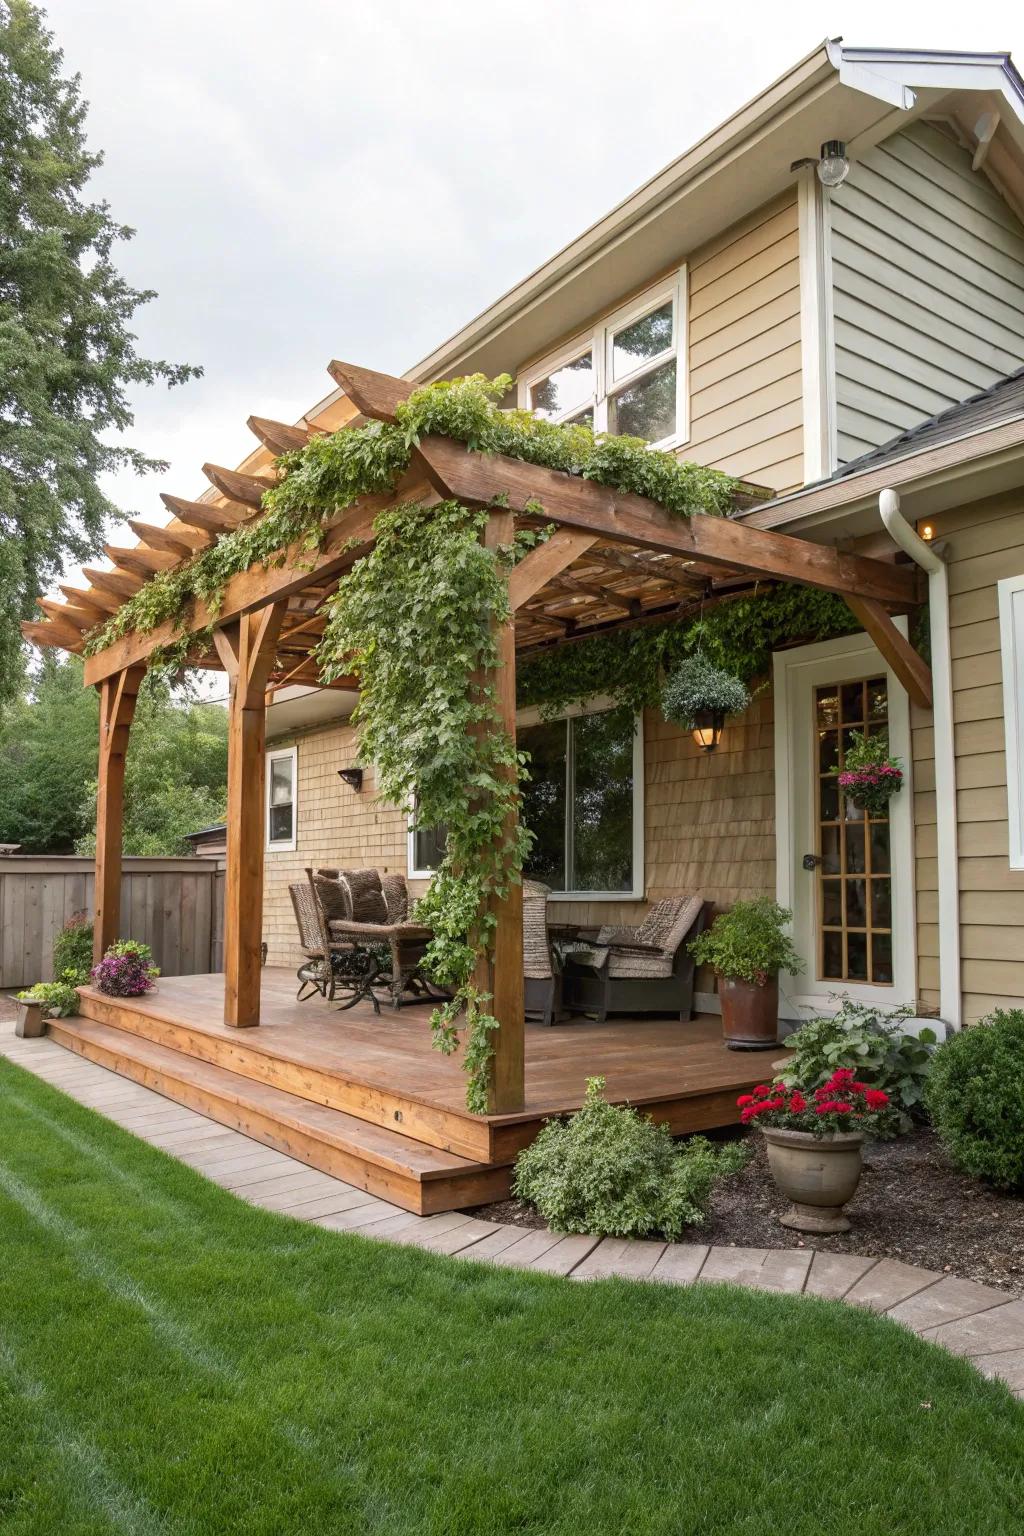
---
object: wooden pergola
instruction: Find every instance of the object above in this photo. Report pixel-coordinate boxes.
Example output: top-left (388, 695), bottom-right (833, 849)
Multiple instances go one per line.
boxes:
top-left (24, 360), bottom-right (929, 1114)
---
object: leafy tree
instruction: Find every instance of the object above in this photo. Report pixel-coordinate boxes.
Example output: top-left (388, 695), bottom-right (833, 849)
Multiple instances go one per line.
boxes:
top-left (0, 0), bottom-right (199, 697)
top-left (0, 654), bottom-right (227, 854)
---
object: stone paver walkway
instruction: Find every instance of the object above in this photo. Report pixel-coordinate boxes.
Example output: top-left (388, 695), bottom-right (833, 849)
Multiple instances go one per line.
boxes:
top-left (4, 1024), bottom-right (1024, 1397)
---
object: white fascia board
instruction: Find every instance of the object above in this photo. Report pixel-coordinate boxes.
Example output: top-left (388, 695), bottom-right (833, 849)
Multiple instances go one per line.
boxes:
top-left (834, 45), bottom-right (1024, 123)
top-left (827, 41), bottom-right (917, 109)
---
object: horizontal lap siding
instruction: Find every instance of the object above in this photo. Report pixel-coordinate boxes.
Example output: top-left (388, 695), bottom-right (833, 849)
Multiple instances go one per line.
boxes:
top-left (831, 121), bottom-right (1024, 465)
top-left (686, 195), bottom-right (803, 495)
top-left (262, 721), bottom-right (411, 969)
top-left (925, 493), bottom-right (1024, 1022)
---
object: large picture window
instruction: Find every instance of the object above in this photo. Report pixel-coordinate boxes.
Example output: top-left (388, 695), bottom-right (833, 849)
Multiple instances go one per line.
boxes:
top-left (265, 747), bottom-right (297, 852)
top-left (520, 704), bottom-right (643, 899)
top-left (518, 270), bottom-right (687, 449)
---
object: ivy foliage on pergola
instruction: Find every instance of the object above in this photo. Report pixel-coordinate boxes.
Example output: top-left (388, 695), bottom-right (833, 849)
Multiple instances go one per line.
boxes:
top-left (25, 361), bottom-right (928, 1114)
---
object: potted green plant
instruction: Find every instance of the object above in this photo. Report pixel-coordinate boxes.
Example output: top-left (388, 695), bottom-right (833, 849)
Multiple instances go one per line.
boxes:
top-left (689, 898), bottom-right (802, 1050)
top-left (661, 656), bottom-right (750, 751)
top-left (15, 978), bottom-right (81, 1036)
top-left (738, 1071), bottom-right (896, 1232)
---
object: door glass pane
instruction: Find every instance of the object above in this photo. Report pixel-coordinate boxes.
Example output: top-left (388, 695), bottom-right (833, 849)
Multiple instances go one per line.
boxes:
top-left (608, 360), bottom-right (676, 441)
top-left (815, 673), bottom-right (892, 984)
top-left (611, 301), bottom-right (673, 380)
top-left (520, 721), bottom-right (568, 890)
top-left (530, 351), bottom-right (594, 421)
top-left (571, 708), bottom-right (634, 892)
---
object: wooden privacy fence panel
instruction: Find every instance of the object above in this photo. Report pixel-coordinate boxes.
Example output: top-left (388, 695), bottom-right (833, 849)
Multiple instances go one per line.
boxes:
top-left (0, 857), bottom-right (225, 989)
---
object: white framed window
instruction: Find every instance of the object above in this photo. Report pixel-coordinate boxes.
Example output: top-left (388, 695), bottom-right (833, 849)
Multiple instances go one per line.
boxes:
top-left (518, 269), bottom-right (688, 450)
top-left (998, 573), bottom-right (1024, 869)
top-left (266, 747), bottom-right (297, 852)
top-left (518, 698), bottom-right (644, 901)
top-left (407, 800), bottom-right (447, 880)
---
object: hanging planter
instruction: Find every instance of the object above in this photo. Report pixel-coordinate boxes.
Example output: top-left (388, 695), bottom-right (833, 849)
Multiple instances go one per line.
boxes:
top-left (838, 731), bottom-right (903, 816)
top-left (661, 656), bottom-right (750, 751)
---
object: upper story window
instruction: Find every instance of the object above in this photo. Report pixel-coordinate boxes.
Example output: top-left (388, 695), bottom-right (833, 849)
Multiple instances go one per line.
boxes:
top-left (518, 269), bottom-right (688, 449)
top-left (266, 747), bottom-right (297, 852)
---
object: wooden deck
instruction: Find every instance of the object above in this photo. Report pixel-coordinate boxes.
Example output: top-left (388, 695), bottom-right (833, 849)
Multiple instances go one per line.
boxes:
top-left (52, 968), bottom-right (772, 1214)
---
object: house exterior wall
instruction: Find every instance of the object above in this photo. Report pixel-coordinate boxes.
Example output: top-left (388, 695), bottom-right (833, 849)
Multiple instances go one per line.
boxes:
top-left (830, 120), bottom-right (1024, 465)
top-left (912, 491), bottom-right (1024, 1024)
top-left (514, 191), bottom-right (804, 498)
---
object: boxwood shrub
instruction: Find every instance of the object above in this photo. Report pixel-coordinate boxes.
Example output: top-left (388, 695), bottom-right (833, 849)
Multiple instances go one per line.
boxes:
top-left (925, 1009), bottom-right (1024, 1189)
top-left (513, 1076), bottom-right (747, 1240)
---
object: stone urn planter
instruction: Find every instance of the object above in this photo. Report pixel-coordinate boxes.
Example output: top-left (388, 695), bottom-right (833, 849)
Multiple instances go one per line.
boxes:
top-left (719, 975), bottom-right (779, 1051)
top-left (15, 999), bottom-right (46, 1039)
top-left (762, 1124), bottom-right (865, 1234)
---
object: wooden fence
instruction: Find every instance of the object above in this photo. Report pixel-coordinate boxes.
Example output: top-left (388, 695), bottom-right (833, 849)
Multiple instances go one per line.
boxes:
top-left (0, 856), bottom-right (225, 989)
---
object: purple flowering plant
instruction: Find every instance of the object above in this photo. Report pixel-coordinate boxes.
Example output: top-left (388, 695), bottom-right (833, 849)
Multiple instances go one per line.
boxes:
top-left (91, 939), bottom-right (159, 998)
top-left (837, 730), bottom-right (903, 816)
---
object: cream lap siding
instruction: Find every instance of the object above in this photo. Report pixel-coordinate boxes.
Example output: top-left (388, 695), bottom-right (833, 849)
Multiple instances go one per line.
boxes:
top-left (687, 194), bottom-right (803, 495)
top-left (830, 120), bottom-right (1024, 466)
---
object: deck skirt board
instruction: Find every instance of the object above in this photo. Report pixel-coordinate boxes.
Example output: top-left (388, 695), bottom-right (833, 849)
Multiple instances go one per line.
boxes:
top-left (54, 970), bottom-right (766, 1214)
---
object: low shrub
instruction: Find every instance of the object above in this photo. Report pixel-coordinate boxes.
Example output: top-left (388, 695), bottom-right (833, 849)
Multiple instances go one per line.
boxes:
top-left (52, 911), bottom-right (93, 984)
top-left (91, 939), bottom-right (159, 998)
top-left (926, 1009), bottom-right (1024, 1189)
top-left (777, 998), bottom-right (936, 1134)
top-left (513, 1076), bottom-right (747, 1240)
top-left (17, 978), bottom-right (80, 1017)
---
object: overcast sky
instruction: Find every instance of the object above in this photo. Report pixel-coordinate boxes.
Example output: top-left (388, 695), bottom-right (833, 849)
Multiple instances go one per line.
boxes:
top-left (45, 0), bottom-right (1024, 570)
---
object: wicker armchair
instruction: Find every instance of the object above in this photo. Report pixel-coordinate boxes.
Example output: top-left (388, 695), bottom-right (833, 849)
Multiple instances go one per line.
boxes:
top-left (563, 894), bottom-right (709, 1023)
top-left (288, 880), bottom-right (360, 1002)
top-left (523, 879), bottom-right (564, 1027)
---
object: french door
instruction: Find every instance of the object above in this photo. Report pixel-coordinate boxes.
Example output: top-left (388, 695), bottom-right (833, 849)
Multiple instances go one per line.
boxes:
top-left (774, 630), bottom-right (916, 1016)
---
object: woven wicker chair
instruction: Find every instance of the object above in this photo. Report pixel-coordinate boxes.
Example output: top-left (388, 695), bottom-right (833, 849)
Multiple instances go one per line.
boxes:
top-left (523, 879), bottom-right (564, 1027)
top-left (563, 894), bottom-right (709, 1023)
top-left (288, 880), bottom-right (358, 1002)
top-left (321, 867), bottom-right (441, 1012)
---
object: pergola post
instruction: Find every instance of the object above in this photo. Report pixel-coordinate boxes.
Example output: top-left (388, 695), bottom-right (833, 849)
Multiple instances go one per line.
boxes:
top-left (93, 665), bottom-right (146, 963)
top-left (476, 511), bottom-right (525, 1114)
top-left (214, 604), bottom-right (288, 1028)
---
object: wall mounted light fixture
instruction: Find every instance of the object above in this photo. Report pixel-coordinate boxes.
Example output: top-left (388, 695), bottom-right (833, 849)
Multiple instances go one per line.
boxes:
top-left (791, 140), bottom-right (850, 188)
top-left (337, 767), bottom-right (364, 791)
top-left (692, 712), bottom-right (725, 753)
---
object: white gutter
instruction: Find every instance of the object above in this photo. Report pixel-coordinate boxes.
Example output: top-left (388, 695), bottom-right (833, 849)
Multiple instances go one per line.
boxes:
top-left (878, 489), bottom-right (961, 1029)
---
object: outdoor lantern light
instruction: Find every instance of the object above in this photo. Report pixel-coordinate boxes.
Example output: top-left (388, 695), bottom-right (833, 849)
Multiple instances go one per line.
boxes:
top-left (337, 766), bottom-right (364, 791)
top-left (791, 140), bottom-right (850, 188)
top-left (692, 713), bottom-right (725, 753)
top-left (816, 140), bottom-right (850, 187)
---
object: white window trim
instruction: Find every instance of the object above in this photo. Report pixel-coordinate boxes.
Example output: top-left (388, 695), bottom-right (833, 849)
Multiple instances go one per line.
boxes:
top-left (265, 746), bottom-right (297, 853)
top-left (517, 269), bottom-right (689, 451)
top-left (407, 796), bottom-right (441, 881)
top-left (998, 573), bottom-right (1024, 869)
top-left (517, 695), bottom-right (645, 903)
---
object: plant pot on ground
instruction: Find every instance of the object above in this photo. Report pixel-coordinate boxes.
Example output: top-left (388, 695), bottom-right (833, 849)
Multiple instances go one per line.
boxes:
top-left (689, 898), bottom-right (802, 1051)
top-left (738, 1071), bottom-right (897, 1232)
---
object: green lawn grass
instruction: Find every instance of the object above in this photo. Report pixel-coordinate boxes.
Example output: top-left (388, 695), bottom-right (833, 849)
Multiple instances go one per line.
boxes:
top-left (0, 1055), bottom-right (1022, 1535)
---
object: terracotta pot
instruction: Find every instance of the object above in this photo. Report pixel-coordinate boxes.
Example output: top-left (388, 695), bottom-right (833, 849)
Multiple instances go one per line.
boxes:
top-left (762, 1124), bottom-right (865, 1234)
top-left (15, 1000), bottom-right (46, 1039)
top-left (719, 975), bottom-right (778, 1051)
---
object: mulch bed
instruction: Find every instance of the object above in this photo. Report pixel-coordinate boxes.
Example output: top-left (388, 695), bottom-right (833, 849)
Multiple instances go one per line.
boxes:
top-left (474, 1127), bottom-right (1024, 1297)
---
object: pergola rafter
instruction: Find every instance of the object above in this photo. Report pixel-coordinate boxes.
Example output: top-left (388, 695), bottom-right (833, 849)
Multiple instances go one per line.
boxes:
top-left (20, 355), bottom-right (933, 1111)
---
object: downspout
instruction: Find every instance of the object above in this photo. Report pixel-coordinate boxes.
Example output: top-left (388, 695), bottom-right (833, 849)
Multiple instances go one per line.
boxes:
top-left (878, 488), bottom-right (961, 1030)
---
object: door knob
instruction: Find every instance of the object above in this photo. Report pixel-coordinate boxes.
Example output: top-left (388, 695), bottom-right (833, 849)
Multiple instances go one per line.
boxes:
top-left (802, 853), bottom-right (822, 871)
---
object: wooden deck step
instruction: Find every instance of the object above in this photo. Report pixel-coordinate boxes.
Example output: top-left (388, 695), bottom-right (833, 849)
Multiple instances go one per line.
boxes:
top-left (48, 1016), bottom-right (511, 1215)
top-left (74, 986), bottom-right (498, 1161)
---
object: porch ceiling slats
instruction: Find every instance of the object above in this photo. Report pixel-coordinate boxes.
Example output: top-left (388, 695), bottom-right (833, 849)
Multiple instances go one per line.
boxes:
top-left (26, 356), bottom-right (925, 699)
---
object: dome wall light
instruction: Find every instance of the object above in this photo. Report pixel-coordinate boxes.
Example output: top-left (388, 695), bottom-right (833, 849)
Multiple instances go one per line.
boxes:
top-left (790, 140), bottom-right (850, 188)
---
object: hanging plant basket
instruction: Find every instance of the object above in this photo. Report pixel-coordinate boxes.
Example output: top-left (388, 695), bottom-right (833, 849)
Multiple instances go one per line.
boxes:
top-left (837, 731), bottom-right (903, 816)
top-left (661, 656), bottom-right (750, 732)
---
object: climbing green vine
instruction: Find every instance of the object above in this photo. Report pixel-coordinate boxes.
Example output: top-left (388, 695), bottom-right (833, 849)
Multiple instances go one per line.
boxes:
top-left (517, 584), bottom-right (862, 717)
